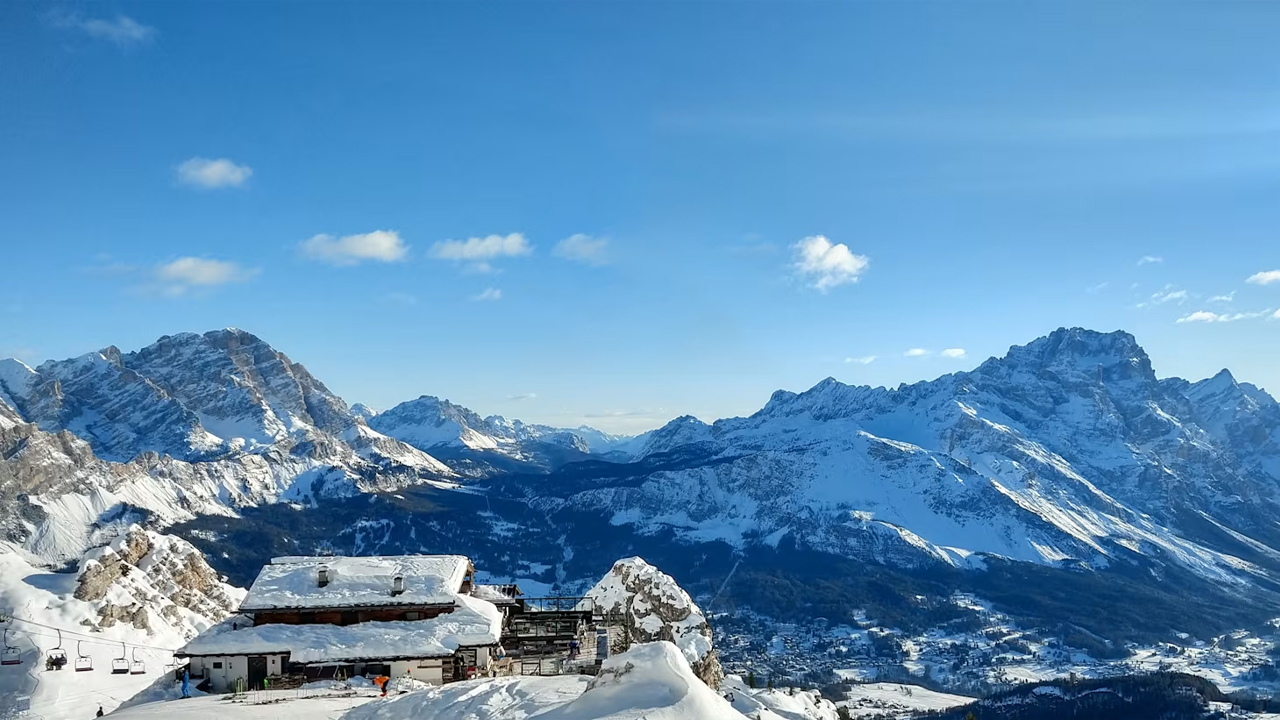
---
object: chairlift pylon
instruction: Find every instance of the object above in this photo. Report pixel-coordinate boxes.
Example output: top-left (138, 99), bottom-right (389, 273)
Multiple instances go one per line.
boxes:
top-left (2, 628), bottom-right (21, 667)
top-left (130, 647), bottom-right (145, 675)
top-left (46, 630), bottom-right (67, 670)
top-left (111, 641), bottom-right (129, 675)
top-left (75, 640), bottom-right (94, 672)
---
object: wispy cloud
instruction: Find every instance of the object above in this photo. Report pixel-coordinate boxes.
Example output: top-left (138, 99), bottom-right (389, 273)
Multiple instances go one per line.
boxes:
top-left (843, 355), bottom-right (877, 365)
top-left (48, 11), bottom-right (155, 46)
top-left (431, 233), bottom-right (531, 263)
top-left (904, 348), bottom-right (929, 357)
top-left (153, 257), bottom-right (257, 296)
top-left (1137, 286), bottom-right (1188, 308)
top-left (792, 235), bottom-right (869, 292)
top-left (1208, 292), bottom-right (1236, 303)
top-left (300, 230), bottom-right (408, 266)
top-left (473, 288), bottom-right (502, 302)
top-left (1176, 309), bottom-right (1273, 324)
top-left (553, 234), bottom-right (610, 266)
top-left (508, 393), bottom-right (538, 401)
top-left (940, 348), bottom-right (967, 359)
top-left (175, 157), bottom-right (252, 189)
top-left (1137, 255), bottom-right (1163, 266)
top-left (1247, 270), bottom-right (1280, 286)
top-left (1085, 282), bottom-right (1109, 295)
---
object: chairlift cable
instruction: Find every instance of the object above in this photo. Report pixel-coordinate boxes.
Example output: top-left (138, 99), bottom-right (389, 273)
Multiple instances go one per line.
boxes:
top-left (2, 615), bottom-right (182, 653)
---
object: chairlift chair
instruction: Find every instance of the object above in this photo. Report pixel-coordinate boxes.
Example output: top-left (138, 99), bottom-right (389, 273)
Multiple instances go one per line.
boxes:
top-left (130, 647), bottom-right (145, 675)
top-left (75, 640), bottom-right (93, 672)
top-left (46, 630), bottom-right (67, 670)
top-left (1, 628), bottom-right (21, 666)
top-left (111, 642), bottom-right (129, 675)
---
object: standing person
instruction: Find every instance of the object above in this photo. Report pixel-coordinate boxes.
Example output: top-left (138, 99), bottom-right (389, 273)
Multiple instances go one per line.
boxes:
top-left (96, 707), bottom-right (104, 717)
top-left (568, 638), bottom-right (580, 660)
top-left (181, 668), bottom-right (191, 699)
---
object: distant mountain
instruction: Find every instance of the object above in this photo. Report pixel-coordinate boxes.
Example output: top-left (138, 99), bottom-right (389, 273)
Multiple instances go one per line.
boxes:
top-left (368, 395), bottom-right (638, 474)
top-left (0, 329), bottom-right (630, 564)
top-left (570, 327), bottom-right (1280, 583)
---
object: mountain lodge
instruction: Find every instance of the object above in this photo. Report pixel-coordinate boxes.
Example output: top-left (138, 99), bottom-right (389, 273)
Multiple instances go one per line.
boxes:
top-left (176, 554), bottom-right (602, 692)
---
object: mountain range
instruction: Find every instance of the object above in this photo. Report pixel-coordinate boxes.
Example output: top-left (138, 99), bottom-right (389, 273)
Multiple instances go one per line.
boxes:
top-left (4, 326), bottom-right (1280, 652)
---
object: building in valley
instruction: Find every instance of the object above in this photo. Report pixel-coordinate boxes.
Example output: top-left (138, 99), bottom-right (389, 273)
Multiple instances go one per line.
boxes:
top-left (177, 555), bottom-right (519, 692)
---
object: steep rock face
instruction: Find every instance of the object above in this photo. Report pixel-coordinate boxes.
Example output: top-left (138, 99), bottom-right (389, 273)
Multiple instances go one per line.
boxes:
top-left (72, 526), bottom-right (242, 632)
top-left (584, 557), bottom-right (723, 689)
top-left (0, 414), bottom-right (450, 566)
top-left (3, 329), bottom-right (358, 462)
top-left (560, 328), bottom-right (1280, 584)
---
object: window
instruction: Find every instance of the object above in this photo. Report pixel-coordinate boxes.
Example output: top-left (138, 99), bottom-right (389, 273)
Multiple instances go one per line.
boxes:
top-left (405, 612), bottom-right (421, 621)
top-left (212, 661), bottom-right (223, 669)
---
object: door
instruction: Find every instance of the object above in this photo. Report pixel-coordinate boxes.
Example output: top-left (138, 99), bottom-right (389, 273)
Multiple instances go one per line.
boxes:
top-left (247, 656), bottom-right (268, 689)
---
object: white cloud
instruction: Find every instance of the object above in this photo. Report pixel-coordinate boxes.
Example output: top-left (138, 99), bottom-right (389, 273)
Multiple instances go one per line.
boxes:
top-left (1144, 287), bottom-right (1187, 306)
top-left (792, 235), bottom-right (869, 292)
top-left (176, 157), bottom-right (253, 188)
top-left (1176, 309), bottom-right (1273, 324)
top-left (50, 12), bottom-right (155, 46)
top-left (1085, 282), bottom-right (1109, 294)
top-left (300, 230), bottom-right (408, 266)
top-left (508, 393), bottom-right (538, 401)
top-left (904, 348), bottom-right (929, 357)
top-left (1247, 270), bottom-right (1280, 285)
top-left (1274, 310), bottom-right (1280, 320)
top-left (843, 355), bottom-right (877, 365)
top-left (553, 234), bottom-right (610, 266)
top-left (1137, 255), bottom-right (1163, 266)
top-left (1208, 292), bottom-right (1235, 303)
top-left (473, 288), bottom-right (502, 302)
top-left (154, 257), bottom-right (256, 295)
top-left (431, 233), bottom-right (532, 261)
top-left (940, 348), bottom-right (967, 359)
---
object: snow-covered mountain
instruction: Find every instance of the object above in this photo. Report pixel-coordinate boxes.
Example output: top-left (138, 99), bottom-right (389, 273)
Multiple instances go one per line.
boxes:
top-left (368, 395), bottom-right (637, 473)
top-left (557, 327), bottom-right (1280, 585)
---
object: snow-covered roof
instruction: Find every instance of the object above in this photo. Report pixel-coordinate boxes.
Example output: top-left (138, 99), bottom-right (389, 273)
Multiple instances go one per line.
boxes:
top-left (179, 594), bottom-right (502, 662)
top-left (239, 555), bottom-right (471, 611)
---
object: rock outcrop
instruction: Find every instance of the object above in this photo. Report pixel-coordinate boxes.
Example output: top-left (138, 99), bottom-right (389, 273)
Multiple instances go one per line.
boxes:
top-left (584, 556), bottom-right (723, 689)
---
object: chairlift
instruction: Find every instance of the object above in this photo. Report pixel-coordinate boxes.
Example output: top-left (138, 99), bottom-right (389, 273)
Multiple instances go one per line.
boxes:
top-left (46, 630), bottom-right (67, 670)
top-left (75, 640), bottom-right (94, 672)
top-left (111, 642), bottom-right (129, 675)
top-left (2, 628), bottom-right (21, 666)
top-left (130, 647), bottom-right (145, 675)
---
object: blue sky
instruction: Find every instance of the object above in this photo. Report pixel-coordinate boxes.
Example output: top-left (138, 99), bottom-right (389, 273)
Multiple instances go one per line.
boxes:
top-left (2, 1), bottom-right (1280, 434)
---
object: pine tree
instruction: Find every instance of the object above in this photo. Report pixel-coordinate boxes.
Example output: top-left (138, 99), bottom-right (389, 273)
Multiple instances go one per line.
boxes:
top-left (747, 670), bottom-right (756, 688)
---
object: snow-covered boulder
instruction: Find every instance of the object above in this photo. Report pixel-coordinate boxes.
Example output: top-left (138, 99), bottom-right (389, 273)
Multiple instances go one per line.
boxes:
top-left (584, 557), bottom-right (722, 689)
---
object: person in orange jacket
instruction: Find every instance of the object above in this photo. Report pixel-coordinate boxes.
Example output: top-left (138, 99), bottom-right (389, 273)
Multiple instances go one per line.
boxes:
top-left (373, 675), bottom-right (390, 697)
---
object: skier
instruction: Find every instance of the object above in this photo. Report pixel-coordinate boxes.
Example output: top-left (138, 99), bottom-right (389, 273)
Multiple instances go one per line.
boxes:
top-left (181, 668), bottom-right (191, 699)
top-left (96, 707), bottom-right (104, 717)
top-left (374, 674), bottom-right (390, 697)
top-left (568, 638), bottom-right (580, 660)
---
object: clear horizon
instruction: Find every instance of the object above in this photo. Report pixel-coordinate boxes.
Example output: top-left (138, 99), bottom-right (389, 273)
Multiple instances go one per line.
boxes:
top-left (3, 2), bottom-right (1280, 434)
